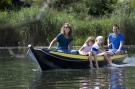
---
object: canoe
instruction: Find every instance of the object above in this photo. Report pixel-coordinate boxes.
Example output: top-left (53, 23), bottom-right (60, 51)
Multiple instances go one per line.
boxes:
top-left (27, 45), bottom-right (128, 71)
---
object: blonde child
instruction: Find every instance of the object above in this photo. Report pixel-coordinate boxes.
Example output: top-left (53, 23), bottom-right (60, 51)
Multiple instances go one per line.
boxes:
top-left (79, 36), bottom-right (99, 68)
top-left (91, 36), bottom-right (118, 67)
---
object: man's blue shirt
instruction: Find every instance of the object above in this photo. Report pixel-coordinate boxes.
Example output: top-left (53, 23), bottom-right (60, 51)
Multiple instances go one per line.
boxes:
top-left (108, 33), bottom-right (124, 50)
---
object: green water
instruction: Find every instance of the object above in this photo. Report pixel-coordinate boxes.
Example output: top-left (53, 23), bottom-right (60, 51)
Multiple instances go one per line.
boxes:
top-left (0, 48), bottom-right (135, 89)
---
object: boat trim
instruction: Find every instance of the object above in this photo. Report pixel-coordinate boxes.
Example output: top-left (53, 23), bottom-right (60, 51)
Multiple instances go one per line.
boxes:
top-left (50, 51), bottom-right (128, 61)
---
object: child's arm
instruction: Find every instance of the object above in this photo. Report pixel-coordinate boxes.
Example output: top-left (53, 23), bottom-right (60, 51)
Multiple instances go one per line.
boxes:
top-left (79, 46), bottom-right (85, 51)
top-left (107, 38), bottom-right (111, 47)
top-left (79, 47), bottom-right (85, 54)
top-left (98, 45), bottom-right (106, 52)
top-left (79, 46), bottom-right (88, 55)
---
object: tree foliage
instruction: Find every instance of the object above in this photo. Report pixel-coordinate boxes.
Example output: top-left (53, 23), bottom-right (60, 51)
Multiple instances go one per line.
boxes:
top-left (0, 0), bottom-right (31, 10)
top-left (51, 0), bottom-right (117, 18)
top-left (86, 0), bottom-right (117, 16)
top-left (0, 0), bottom-right (13, 10)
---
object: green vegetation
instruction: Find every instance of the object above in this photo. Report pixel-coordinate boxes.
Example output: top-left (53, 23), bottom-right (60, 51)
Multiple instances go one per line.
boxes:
top-left (0, 0), bottom-right (135, 46)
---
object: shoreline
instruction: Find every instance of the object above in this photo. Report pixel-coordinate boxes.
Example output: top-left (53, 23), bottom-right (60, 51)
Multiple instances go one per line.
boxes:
top-left (0, 45), bottom-right (135, 49)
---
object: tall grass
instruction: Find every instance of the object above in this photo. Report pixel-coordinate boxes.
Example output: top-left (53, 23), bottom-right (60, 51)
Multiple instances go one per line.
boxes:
top-left (0, 6), bottom-right (39, 46)
top-left (0, 6), bottom-right (39, 25)
top-left (0, 6), bottom-right (135, 46)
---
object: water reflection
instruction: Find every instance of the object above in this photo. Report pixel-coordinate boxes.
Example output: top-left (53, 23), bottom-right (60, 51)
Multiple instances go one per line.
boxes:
top-left (0, 48), bottom-right (36, 89)
top-left (30, 68), bottom-right (127, 89)
top-left (0, 48), bottom-right (135, 89)
top-left (109, 68), bottom-right (125, 89)
top-left (0, 47), bottom-right (27, 58)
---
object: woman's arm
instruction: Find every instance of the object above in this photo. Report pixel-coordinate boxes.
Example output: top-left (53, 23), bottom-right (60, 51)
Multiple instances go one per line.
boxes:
top-left (48, 38), bottom-right (57, 49)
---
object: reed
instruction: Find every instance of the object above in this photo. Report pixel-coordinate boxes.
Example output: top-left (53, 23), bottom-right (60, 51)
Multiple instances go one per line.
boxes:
top-left (0, 6), bottom-right (135, 46)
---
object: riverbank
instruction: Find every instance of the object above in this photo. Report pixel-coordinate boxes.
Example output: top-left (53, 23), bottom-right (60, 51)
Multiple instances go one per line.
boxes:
top-left (0, 45), bottom-right (135, 50)
top-left (0, 0), bottom-right (135, 46)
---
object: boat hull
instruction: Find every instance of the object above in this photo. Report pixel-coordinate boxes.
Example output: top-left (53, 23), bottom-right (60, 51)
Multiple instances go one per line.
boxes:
top-left (27, 46), bottom-right (128, 71)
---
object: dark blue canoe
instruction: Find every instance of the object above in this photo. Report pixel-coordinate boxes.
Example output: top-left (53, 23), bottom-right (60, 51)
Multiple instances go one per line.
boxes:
top-left (27, 45), bottom-right (128, 71)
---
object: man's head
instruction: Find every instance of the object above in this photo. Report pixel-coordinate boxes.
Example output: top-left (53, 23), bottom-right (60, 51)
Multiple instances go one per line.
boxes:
top-left (112, 24), bottom-right (119, 35)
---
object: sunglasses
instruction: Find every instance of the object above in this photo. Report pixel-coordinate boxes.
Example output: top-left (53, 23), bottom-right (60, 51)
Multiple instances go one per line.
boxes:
top-left (113, 28), bottom-right (119, 30)
top-left (64, 26), bottom-right (69, 28)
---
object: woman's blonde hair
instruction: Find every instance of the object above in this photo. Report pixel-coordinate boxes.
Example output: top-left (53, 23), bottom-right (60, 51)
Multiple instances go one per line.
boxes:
top-left (60, 23), bottom-right (72, 38)
top-left (85, 36), bottom-right (95, 45)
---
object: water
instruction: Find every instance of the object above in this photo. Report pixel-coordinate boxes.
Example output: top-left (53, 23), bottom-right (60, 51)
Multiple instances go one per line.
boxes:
top-left (0, 48), bottom-right (135, 89)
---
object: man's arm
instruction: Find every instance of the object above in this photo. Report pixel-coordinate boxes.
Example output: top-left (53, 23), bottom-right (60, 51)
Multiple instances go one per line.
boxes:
top-left (115, 41), bottom-right (123, 54)
top-left (107, 38), bottom-right (112, 48)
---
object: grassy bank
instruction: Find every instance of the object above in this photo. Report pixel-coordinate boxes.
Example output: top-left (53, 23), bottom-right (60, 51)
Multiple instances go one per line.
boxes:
top-left (0, 6), bottom-right (135, 46)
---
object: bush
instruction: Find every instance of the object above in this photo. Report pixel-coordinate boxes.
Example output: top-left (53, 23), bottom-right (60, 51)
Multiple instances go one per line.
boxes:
top-left (0, 1), bottom-right (135, 46)
top-left (51, 0), bottom-right (117, 19)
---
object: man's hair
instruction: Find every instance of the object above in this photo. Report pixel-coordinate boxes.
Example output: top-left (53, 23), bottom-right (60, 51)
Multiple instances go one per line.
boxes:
top-left (113, 24), bottom-right (119, 29)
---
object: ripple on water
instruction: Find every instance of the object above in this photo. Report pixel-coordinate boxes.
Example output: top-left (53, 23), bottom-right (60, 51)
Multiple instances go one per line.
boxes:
top-left (0, 48), bottom-right (135, 89)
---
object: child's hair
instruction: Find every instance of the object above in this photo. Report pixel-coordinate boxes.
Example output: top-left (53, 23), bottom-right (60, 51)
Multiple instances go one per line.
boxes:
top-left (85, 36), bottom-right (95, 45)
top-left (96, 36), bottom-right (104, 42)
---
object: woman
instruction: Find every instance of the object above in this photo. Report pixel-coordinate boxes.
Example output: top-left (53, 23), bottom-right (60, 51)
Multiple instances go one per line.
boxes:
top-left (48, 23), bottom-right (77, 54)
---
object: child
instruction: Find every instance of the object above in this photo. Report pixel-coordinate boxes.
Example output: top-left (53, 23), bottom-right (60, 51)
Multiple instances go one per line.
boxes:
top-left (79, 36), bottom-right (99, 68)
top-left (79, 36), bottom-right (95, 55)
top-left (91, 36), bottom-right (118, 67)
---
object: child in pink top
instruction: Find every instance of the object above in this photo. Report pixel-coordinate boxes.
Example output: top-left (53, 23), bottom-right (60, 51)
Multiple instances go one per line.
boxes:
top-left (79, 36), bottom-right (99, 68)
top-left (79, 36), bottom-right (94, 55)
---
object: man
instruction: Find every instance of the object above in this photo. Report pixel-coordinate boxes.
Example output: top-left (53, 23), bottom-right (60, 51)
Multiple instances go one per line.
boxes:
top-left (108, 24), bottom-right (125, 55)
